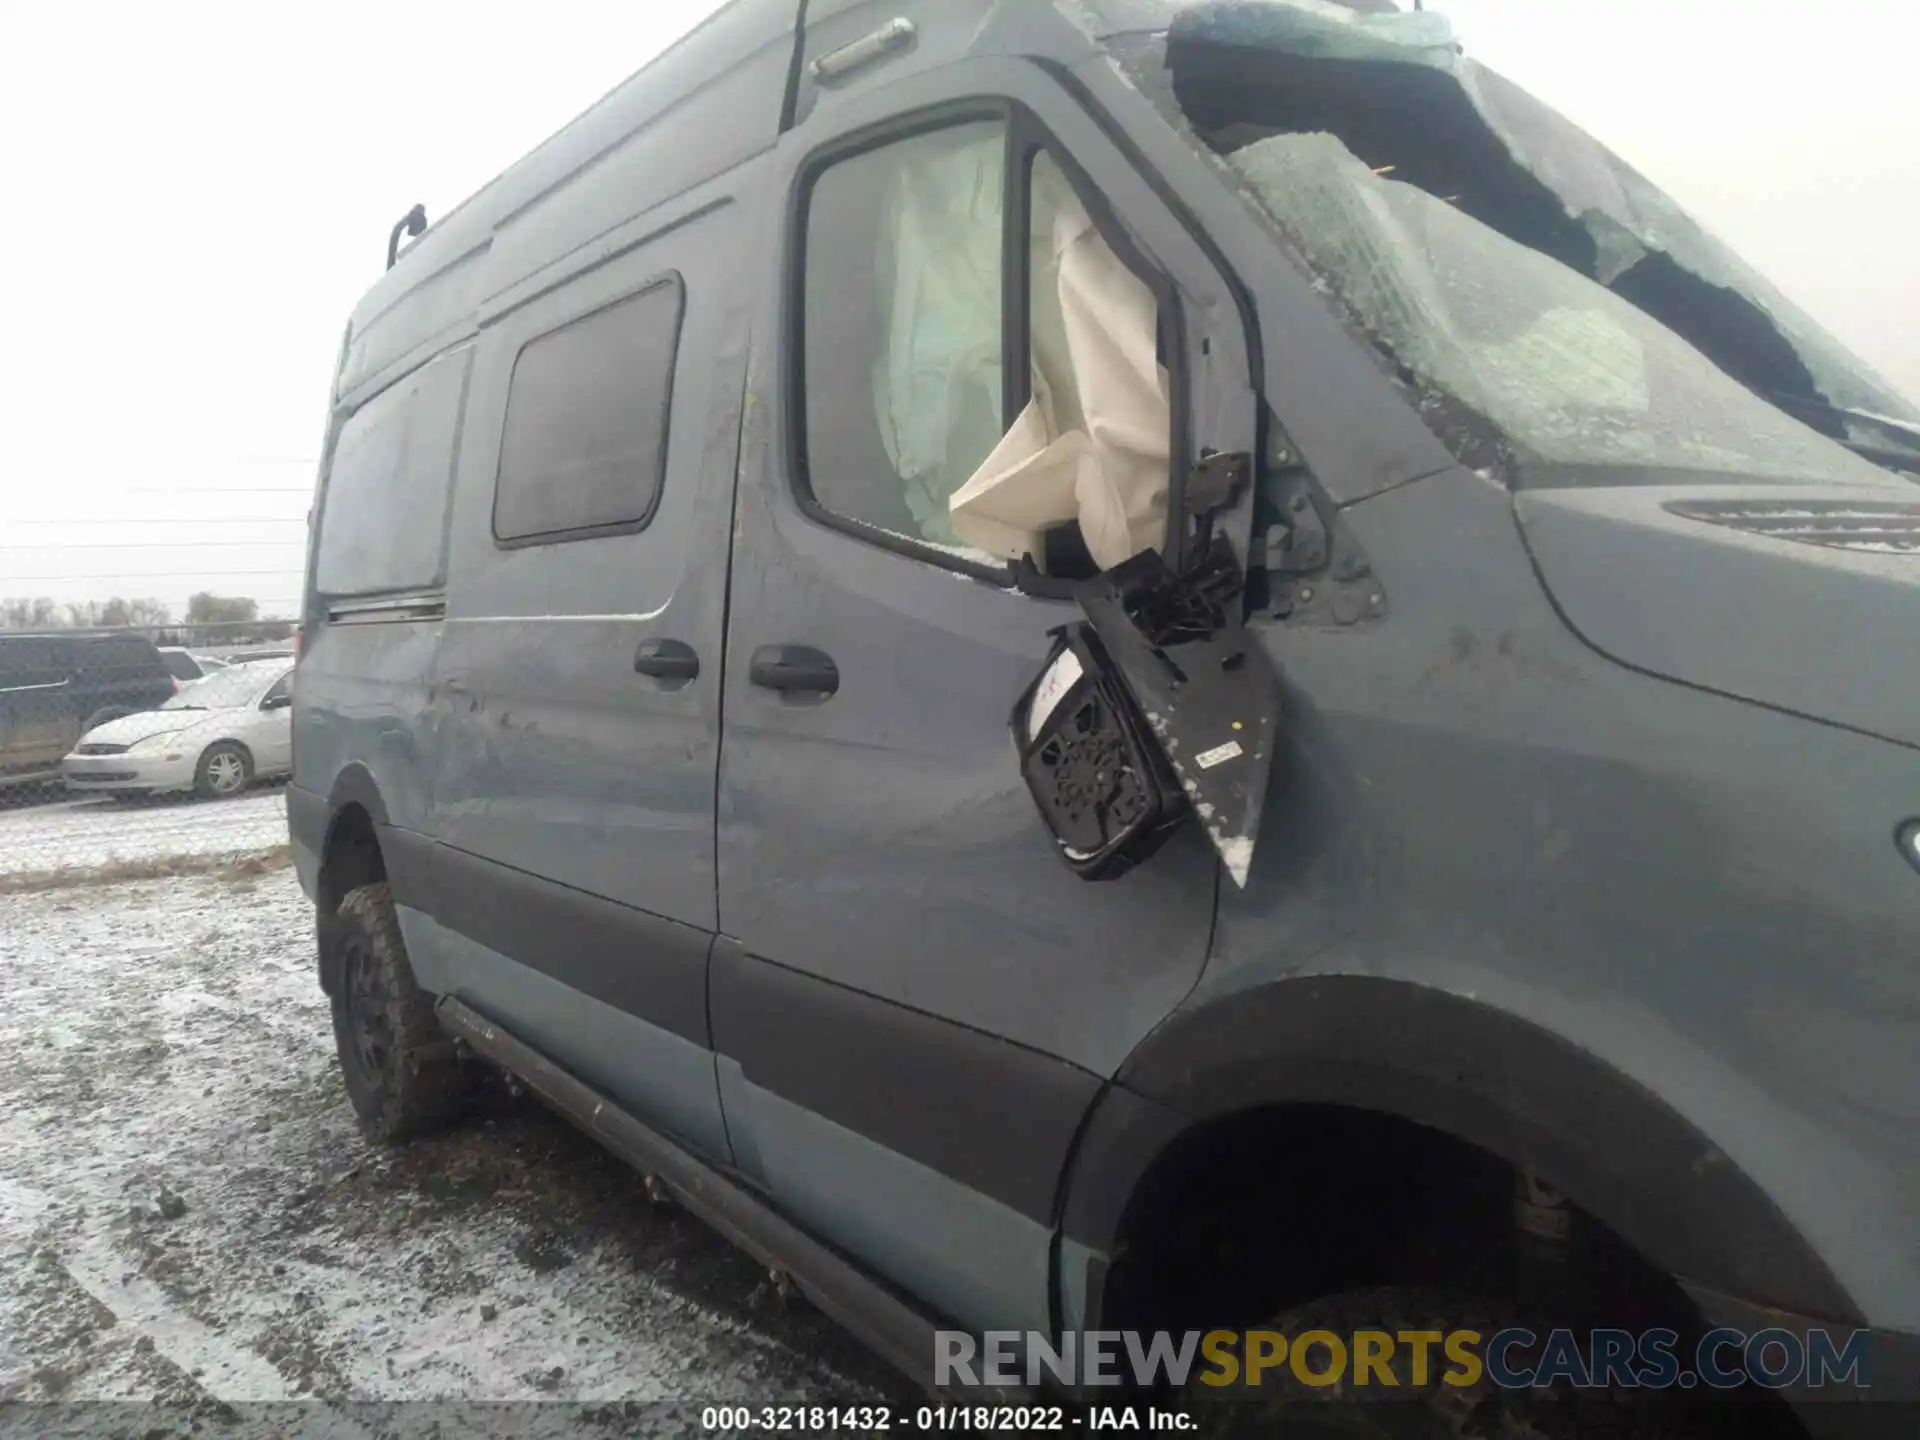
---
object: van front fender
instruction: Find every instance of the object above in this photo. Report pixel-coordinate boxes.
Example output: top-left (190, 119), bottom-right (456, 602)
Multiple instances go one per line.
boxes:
top-left (1062, 975), bottom-right (1858, 1328)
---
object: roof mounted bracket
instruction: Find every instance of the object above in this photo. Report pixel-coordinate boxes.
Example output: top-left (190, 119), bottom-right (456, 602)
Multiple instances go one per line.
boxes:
top-left (386, 204), bottom-right (427, 271)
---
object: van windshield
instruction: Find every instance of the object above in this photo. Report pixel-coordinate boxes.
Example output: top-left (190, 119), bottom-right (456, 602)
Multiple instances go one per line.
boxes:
top-left (1092, 0), bottom-right (1920, 485)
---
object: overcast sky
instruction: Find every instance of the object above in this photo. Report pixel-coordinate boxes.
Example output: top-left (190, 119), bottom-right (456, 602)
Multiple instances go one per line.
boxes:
top-left (1, 0), bottom-right (1914, 618)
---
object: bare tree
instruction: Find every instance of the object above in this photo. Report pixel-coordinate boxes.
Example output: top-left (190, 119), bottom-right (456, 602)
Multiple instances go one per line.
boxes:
top-left (185, 593), bottom-right (259, 625)
top-left (1, 597), bottom-right (62, 629)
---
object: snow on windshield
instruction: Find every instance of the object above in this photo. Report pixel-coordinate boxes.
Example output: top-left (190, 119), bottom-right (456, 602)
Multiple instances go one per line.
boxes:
top-left (163, 664), bottom-right (283, 711)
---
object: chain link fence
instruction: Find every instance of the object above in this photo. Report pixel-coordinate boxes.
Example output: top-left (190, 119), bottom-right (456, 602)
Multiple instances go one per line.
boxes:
top-left (0, 623), bottom-right (296, 885)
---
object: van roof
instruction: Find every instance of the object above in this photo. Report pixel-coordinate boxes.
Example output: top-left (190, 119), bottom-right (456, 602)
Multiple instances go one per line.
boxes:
top-left (338, 0), bottom-right (795, 405)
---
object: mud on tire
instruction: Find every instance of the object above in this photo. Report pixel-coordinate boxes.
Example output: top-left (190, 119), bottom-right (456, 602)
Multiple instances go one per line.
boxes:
top-left (328, 881), bottom-right (472, 1143)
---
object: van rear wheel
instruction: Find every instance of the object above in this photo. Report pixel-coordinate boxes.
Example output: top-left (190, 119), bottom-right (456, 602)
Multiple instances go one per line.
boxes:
top-left (328, 882), bottom-right (472, 1143)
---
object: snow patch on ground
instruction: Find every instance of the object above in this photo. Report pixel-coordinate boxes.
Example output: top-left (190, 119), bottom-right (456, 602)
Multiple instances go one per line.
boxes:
top-left (0, 790), bottom-right (289, 880)
top-left (0, 863), bottom-right (910, 1429)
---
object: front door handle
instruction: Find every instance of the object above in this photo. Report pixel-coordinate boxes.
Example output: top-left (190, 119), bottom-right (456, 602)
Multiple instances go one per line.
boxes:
top-left (748, 644), bottom-right (839, 696)
top-left (634, 637), bottom-right (699, 687)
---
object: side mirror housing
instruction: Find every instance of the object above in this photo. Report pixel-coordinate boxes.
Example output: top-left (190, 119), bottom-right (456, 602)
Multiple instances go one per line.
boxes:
top-left (1011, 542), bottom-right (1284, 887)
top-left (1011, 625), bottom-right (1188, 882)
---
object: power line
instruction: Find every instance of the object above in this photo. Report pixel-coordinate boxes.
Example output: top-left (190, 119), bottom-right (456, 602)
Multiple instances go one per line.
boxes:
top-left (123, 485), bottom-right (316, 493)
top-left (0, 541), bottom-right (307, 550)
top-left (1, 517), bottom-right (307, 526)
top-left (2, 569), bottom-right (304, 582)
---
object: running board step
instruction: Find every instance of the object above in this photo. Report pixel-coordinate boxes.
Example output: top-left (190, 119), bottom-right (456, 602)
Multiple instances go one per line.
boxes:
top-left (437, 996), bottom-right (1016, 1400)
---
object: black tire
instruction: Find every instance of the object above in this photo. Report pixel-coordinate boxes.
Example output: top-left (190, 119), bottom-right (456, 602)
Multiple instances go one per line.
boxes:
top-left (327, 882), bottom-right (472, 1143)
top-left (1193, 1286), bottom-right (1700, 1440)
top-left (193, 740), bottom-right (253, 799)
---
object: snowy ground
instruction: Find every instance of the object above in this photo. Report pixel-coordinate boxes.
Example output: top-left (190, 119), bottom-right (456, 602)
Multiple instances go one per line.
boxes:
top-left (0, 807), bottom-right (912, 1436)
top-left (0, 789), bottom-right (290, 886)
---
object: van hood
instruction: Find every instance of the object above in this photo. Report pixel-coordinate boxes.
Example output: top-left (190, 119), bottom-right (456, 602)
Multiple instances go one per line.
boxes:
top-left (80, 707), bottom-right (235, 747)
top-left (1515, 481), bottom-right (1920, 748)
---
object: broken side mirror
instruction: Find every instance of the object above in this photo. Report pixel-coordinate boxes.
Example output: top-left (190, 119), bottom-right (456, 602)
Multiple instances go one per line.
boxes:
top-left (1011, 539), bottom-right (1283, 888)
top-left (1012, 624), bottom-right (1190, 882)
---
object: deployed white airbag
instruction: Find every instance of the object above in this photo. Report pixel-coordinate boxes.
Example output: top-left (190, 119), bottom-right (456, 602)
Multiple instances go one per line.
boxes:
top-left (949, 155), bottom-right (1171, 571)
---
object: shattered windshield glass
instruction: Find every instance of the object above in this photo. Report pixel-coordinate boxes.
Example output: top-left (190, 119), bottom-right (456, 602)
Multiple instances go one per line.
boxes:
top-left (1230, 132), bottom-right (1889, 483)
top-left (1087, 0), bottom-right (1920, 483)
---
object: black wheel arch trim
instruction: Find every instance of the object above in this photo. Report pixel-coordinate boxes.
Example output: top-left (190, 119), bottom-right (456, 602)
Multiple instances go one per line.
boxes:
top-left (323, 763), bottom-right (391, 829)
top-left (302, 766), bottom-right (398, 997)
top-left (285, 781), bottom-right (328, 864)
top-left (1063, 975), bottom-right (1859, 1327)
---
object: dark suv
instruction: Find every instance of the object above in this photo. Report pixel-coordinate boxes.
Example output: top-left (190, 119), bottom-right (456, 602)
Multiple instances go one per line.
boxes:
top-left (0, 632), bottom-right (177, 788)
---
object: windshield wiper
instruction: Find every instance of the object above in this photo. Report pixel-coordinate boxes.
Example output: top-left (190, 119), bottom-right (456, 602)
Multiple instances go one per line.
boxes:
top-left (167, 704), bottom-right (208, 711)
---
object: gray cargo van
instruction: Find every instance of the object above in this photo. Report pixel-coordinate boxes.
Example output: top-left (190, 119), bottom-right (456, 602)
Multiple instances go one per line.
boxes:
top-left (290, 1), bottom-right (1920, 1432)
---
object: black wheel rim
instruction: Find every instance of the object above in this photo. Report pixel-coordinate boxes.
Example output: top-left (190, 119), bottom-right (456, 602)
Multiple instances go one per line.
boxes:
top-left (342, 932), bottom-right (392, 1082)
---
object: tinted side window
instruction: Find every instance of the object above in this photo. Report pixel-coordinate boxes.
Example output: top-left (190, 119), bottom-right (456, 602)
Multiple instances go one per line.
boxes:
top-left (316, 347), bottom-right (471, 596)
top-left (493, 277), bottom-right (685, 546)
top-left (78, 635), bottom-right (162, 680)
top-left (0, 637), bottom-right (70, 687)
top-left (801, 122), bottom-right (1006, 549)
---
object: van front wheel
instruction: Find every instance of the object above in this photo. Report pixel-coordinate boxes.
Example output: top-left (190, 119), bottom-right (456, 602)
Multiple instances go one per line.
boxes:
top-left (1192, 1286), bottom-right (1699, 1439)
top-left (328, 882), bottom-right (471, 1143)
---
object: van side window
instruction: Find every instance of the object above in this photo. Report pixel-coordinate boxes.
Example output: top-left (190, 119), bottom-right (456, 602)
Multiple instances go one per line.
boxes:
top-left (317, 348), bottom-right (471, 595)
top-left (799, 120), bottom-right (1171, 576)
top-left (492, 277), bottom-right (685, 546)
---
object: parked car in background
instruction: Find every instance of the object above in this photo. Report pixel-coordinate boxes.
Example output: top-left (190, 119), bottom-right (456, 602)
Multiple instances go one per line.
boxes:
top-left (63, 658), bottom-right (295, 800)
top-left (0, 632), bottom-right (178, 789)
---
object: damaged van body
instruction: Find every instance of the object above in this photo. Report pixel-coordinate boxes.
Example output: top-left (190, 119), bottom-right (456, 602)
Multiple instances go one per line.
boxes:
top-left (291, 0), bottom-right (1918, 1433)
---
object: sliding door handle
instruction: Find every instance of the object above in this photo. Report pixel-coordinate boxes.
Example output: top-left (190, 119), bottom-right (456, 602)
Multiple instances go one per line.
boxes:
top-left (748, 644), bottom-right (839, 696)
top-left (634, 637), bottom-right (699, 687)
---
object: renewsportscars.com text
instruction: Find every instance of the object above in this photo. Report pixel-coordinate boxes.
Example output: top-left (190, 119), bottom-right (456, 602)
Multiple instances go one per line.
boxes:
top-left (936, 1326), bottom-right (1873, 1392)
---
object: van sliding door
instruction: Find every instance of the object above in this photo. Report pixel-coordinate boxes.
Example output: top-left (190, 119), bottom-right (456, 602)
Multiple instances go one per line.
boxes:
top-left (421, 194), bottom-right (754, 1164)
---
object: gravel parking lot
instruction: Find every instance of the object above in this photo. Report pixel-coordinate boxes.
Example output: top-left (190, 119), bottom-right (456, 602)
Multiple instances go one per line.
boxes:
top-left (0, 794), bottom-right (911, 1436)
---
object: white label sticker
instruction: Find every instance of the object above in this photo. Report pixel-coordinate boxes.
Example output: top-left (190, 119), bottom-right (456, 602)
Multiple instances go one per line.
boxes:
top-left (1026, 648), bottom-right (1085, 743)
top-left (1194, 739), bottom-right (1244, 770)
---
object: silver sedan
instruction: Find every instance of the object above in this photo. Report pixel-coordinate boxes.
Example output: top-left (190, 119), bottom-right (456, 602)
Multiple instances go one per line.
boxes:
top-left (61, 659), bottom-right (295, 800)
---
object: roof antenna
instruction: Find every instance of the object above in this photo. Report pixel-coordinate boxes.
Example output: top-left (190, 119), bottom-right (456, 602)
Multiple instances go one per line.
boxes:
top-left (386, 203), bottom-right (427, 270)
